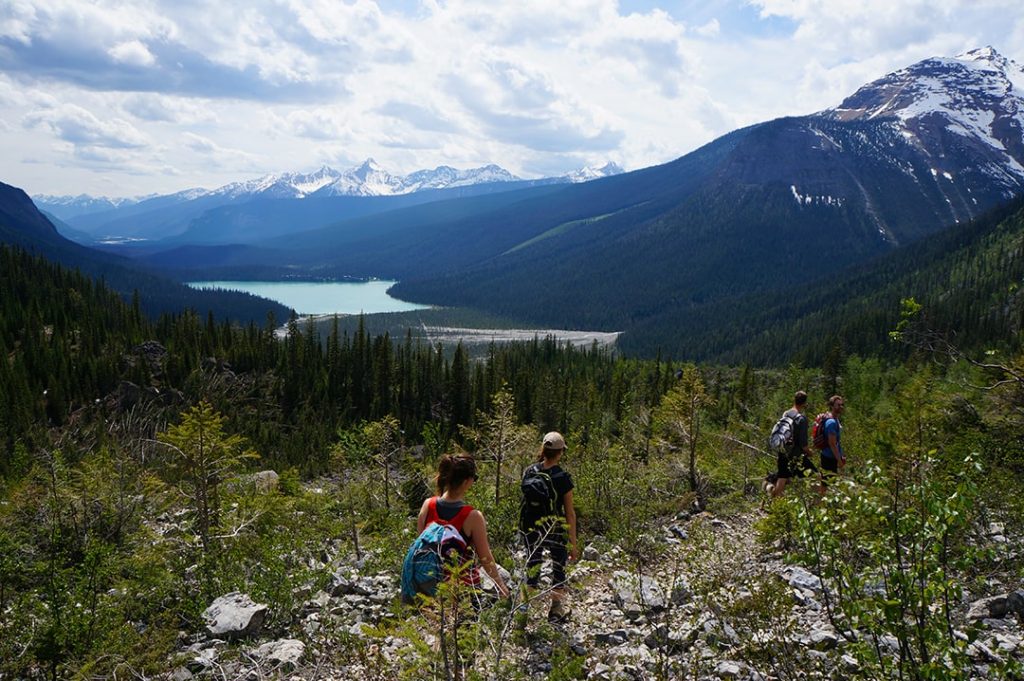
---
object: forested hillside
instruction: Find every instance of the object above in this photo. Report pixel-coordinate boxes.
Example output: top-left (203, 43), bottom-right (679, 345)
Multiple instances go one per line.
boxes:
top-left (617, 196), bottom-right (1024, 361)
top-left (0, 182), bottom-right (292, 324)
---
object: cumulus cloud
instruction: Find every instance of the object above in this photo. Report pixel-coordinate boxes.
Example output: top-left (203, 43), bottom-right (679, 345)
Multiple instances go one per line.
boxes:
top-left (122, 94), bottom-right (216, 124)
top-left (695, 19), bottom-right (720, 38)
top-left (0, 0), bottom-right (347, 101)
top-left (376, 101), bottom-right (460, 134)
top-left (23, 104), bottom-right (148, 148)
top-left (278, 107), bottom-right (351, 140)
top-left (108, 39), bottom-right (155, 66)
top-left (181, 132), bottom-right (257, 166)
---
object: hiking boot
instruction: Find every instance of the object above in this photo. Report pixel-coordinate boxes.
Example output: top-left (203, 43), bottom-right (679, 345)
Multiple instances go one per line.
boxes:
top-left (548, 600), bottom-right (570, 622)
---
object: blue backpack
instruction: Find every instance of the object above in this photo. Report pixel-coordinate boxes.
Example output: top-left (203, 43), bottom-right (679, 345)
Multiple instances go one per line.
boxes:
top-left (401, 501), bottom-right (474, 604)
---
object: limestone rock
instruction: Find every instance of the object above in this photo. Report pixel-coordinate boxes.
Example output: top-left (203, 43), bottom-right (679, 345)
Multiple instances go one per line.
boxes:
top-left (1008, 590), bottom-right (1024, 617)
top-left (255, 639), bottom-right (305, 667)
top-left (784, 566), bottom-right (823, 593)
top-left (611, 570), bottom-right (667, 619)
top-left (202, 592), bottom-right (268, 640)
top-left (807, 628), bottom-right (839, 650)
top-left (715, 660), bottom-right (743, 678)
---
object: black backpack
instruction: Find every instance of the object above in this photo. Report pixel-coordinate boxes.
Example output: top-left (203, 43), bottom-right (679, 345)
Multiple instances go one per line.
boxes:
top-left (520, 464), bottom-right (558, 531)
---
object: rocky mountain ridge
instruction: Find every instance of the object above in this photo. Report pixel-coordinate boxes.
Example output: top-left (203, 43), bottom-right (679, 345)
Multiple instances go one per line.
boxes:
top-left (32, 160), bottom-right (624, 221)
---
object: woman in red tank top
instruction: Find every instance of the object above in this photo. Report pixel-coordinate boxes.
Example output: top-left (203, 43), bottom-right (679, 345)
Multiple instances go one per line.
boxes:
top-left (416, 453), bottom-right (510, 598)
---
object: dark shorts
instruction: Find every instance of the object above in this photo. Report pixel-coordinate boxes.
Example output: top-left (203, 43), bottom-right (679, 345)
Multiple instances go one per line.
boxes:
top-left (524, 529), bottom-right (568, 589)
top-left (820, 454), bottom-right (839, 484)
top-left (777, 450), bottom-right (817, 480)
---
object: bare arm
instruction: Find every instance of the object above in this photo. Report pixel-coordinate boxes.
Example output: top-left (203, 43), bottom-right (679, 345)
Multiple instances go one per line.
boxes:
top-left (563, 490), bottom-right (579, 561)
top-left (463, 510), bottom-right (509, 597)
top-left (416, 498), bottom-right (431, 533)
top-left (827, 433), bottom-right (845, 466)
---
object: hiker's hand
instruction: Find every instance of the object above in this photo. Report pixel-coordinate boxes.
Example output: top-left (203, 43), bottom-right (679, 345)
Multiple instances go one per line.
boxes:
top-left (839, 456), bottom-right (847, 469)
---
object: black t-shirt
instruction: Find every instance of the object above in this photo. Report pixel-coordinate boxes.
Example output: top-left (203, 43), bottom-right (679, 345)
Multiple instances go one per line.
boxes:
top-left (785, 408), bottom-right (809, 455)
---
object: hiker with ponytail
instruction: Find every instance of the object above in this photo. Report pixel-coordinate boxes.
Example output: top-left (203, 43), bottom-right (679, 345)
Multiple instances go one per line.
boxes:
top-left (415, 453), bottom-right (510, 598)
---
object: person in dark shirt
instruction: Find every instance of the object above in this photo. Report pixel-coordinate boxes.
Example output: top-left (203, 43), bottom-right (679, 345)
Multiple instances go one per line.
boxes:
top-left (521, 431), bottom-right (578, 622)
top-left (770, 391), bottom-right (817, 498)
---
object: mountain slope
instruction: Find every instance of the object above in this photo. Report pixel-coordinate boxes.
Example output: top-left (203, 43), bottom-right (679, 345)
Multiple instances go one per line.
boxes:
top-left (0, 181), bottom-right (291, 324)
top-left (616, 195), bottom-right (1024, 362)
top-left (385, 48), bottom-right (1024, 332)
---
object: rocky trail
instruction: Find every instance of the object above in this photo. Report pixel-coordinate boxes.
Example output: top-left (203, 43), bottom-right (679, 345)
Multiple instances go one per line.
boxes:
top-left (166, 503), bottom-right (1023, 680)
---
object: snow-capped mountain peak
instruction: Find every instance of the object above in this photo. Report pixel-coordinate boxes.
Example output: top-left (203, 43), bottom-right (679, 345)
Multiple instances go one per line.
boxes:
top-left (824, 46), bottom-right (1024, 184)
top-left (562, 162), bottom-right (625, 183)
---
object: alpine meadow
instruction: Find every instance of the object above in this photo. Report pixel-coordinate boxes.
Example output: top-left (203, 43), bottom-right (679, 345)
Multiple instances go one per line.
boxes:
top-left (1, 3), bottom-right (1023, 680)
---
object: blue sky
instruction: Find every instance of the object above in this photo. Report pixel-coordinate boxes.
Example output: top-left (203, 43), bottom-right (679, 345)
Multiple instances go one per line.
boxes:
top-left (1, 0), bottom-right (1022, 196)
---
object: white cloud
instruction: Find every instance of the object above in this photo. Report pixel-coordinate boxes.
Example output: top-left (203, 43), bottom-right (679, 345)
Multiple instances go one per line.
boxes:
top-left (277, 107), bottom-right (351, 140)
top-left (23, 103), bottom-right (148, 148)
top-left (695, 19), bottom-right (720, 38)
top-left (182, 132), bottom-right (258, 165)
top-left (0, 0), bottom-right (1020, 195)
top-left (0, 0), bottom-right (37, 44)
top-left (108, 40), bottom-right (156, 66)
top-left (122, 93), bottom-right (216, 123)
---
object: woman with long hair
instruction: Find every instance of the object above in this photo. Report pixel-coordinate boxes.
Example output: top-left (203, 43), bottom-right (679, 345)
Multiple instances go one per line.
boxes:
top-left (416, 453), bottom-right (510, 598)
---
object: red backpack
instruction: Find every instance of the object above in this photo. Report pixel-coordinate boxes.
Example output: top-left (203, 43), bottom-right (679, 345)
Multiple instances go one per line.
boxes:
top-left (812, 412), bottom-right (832, 450)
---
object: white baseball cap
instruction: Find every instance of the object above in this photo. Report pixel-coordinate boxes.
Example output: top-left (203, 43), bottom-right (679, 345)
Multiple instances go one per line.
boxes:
top-left (542, 431), bottom-right (566, 450)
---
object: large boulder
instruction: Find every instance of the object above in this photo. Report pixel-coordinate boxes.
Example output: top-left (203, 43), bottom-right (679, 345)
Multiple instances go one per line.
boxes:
top-left (1008, 590), bottom-right (1024, 617)
top-left (202, 593), bottom-right (268, 640)
top-left (968, 595), bottom-right (1010, 621)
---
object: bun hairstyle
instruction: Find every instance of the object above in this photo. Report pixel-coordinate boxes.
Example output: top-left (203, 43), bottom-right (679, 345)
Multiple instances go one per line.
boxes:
top-left (435, 453), bottom-right (477, 494)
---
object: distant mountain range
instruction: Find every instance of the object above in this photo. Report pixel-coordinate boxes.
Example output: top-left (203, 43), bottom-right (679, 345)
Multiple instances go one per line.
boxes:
top-left (32, 160), bottom-right (624, 244)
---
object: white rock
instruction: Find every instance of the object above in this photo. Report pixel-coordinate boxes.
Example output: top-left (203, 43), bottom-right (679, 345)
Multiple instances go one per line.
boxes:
top-left (784, 566), bottom-right (823, 593)
top-left (714, 660), bottom-right (743, 678)
top-left (202, 592), bottom-right (268, 640)
top-left (255, 639), bottom-right (305, 667)
top-left (611, 570), bottom-right (667, 617)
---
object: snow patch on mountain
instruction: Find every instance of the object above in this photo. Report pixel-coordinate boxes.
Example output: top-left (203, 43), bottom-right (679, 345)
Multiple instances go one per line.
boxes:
top-left (825, 46), bottom-right (1024, 184)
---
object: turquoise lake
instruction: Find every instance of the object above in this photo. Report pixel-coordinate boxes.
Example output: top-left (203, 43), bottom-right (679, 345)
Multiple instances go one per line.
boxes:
top-left (186, 280), bottom-right (430, 315)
